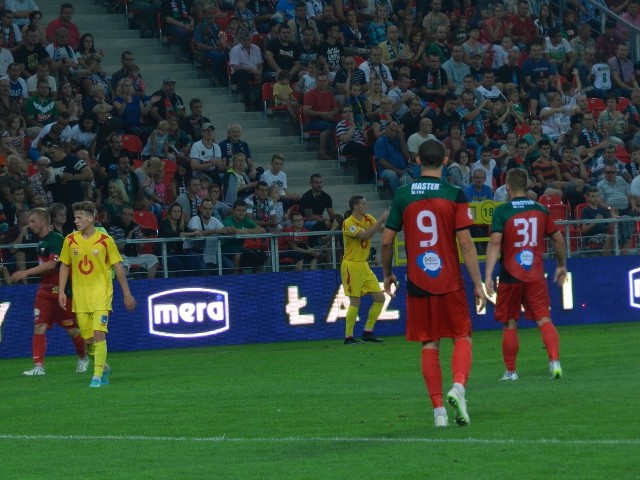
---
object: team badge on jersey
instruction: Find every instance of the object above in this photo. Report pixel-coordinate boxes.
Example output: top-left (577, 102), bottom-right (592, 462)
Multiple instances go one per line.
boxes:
top-left (417, 251), bottom-right (442, 277)
top-left (93, 249), bottom-right (99, 256)
top-left (516, 250), bottom-right (534, 270)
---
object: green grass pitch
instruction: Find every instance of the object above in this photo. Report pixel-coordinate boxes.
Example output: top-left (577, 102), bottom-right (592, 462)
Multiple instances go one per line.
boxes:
top-left (0, 322), bottom-right (638, 480)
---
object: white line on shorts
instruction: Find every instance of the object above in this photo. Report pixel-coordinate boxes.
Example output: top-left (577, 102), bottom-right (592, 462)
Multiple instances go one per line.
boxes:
top-left (0, 434), bottom-right (638, 446)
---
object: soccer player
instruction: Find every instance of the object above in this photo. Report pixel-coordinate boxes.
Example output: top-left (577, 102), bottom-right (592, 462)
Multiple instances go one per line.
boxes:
top-left (58, 201), bottom-right (137, 388)
top-left (341, 196), bottom-right (388, 344)
top-left (381, 139), bottom-right (486, 428)
top-left (10, 208), bottom-right (89, 376)
top-left (484, 169), bottom-right (566, 381)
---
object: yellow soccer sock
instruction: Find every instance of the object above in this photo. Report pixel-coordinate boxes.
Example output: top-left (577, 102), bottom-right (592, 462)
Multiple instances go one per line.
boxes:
top-left (364, 302), bottom-right (384, 332)
top-left (93, 340), bottom-right (107, 378)
top-left (345, 305), bottom-right (358, 337)
top-left (86, 342), bottom-right (95, 357)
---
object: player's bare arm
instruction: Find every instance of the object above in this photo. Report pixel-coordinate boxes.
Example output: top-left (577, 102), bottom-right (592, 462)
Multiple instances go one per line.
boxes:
top-left (484, 231), bottom-right (503, 296)
top-left (58, 262), bottom-right (70, 309)
top-left (114, 262), bottom-right (137, 311)
top-left (10, 259), bottom-right (57, 284)
top-left (381, 227), bottom-right (398, 297)
top-left (457, 228), bottom-right (487, 310)
top-left (550, 230), bottom-right (567, 285)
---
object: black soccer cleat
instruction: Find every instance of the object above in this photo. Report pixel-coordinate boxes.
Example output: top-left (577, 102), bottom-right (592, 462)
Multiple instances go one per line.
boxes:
top-left (362, 331), bottom-right (384, 343)
top-left (344, 336), bottom-right (363, 345)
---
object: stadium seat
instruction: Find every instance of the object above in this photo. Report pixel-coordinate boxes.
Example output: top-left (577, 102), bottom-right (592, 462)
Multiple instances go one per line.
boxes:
top-left (587, 98), bottom-right (606, 117)
top-left (299, 105), bottom-right (321, 144)
top-left (122, 134), bottom-right (143, 158)
top-left (539, 193), bottom-right (563, 207)
top-left (514, 123), bottom-right (531, 138)
top-left (133, 210), bottom-right (159, 255)
top-left (161, 158), bottom-right (177, 184)
top-left (548, 203), bottom-right (570, 222)
top-left (27, 163), bottom-right (38, 177)
top-left (617, 97), bottom-right (631, 111)
top-left (353, 55), bottom-right (366, 67)
top-left (615, 145), bottom-right (630, 163)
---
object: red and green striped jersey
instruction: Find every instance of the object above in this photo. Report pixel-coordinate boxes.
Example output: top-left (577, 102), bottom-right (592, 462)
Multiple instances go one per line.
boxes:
top-left (490, 197), bottom-right (558, 283)
top-left (387, 176), bottom-right (473, 295)
top-left (37, 231), bottom-right (64, 298)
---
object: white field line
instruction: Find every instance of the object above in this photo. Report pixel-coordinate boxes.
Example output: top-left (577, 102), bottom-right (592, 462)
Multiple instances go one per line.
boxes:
top-left (0, 434), bottom-right (638, 446)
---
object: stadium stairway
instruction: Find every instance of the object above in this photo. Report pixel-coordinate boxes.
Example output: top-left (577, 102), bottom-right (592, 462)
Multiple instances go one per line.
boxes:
top-left (39, 0), bottom-right (390, 220)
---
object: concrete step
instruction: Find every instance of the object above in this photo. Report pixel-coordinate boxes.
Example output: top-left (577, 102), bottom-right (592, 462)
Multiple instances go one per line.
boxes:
top-left (288, 175), bottom-right (354, 186)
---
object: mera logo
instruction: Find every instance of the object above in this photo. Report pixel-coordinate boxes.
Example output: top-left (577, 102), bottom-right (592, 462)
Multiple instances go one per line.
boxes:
top-left (148, 288), bottom-right (230, 338)
top-left (629, 268), bottom-right (640, 309)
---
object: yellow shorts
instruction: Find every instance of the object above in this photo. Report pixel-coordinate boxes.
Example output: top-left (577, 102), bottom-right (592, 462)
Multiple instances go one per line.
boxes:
top-left (76, 311), bottom-right (109, 339)
top-left (341, 260), bottom-right (381, 297)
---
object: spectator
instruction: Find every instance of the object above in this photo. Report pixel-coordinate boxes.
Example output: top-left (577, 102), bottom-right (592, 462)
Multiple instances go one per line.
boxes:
top-left (228, 30), bottom-right (263, 110)
top-left (495, 47), bottom-right (523, 94)
top-left (43, 142), bottom-right (92, 230)
top-left (302, 72), bottom-right (339, 159)
top-left (192, 5), bottom-right (227, 86)
top-left (175, 175), bottom-right (203, 222)
top-left (68, 112), bottom-right (97, 156)
top-left (598, 94), bottom-right (632, 145)
top-left (27, 61), bottom-right (58, 96)
top-left (570, 23), bottom-right (595, 65)
top-left (298, 172), bottom-right (340, 238)
top-left (45, 3), bottom-right (79, 49)
top-left (134, 156), bottom-right (165, 214)
top-left (112, 78), bottom-right (157, 136)
top-left (13, 25), bottom-right (50, 78)
top-left (0, 153), bottom-right (31, 206)
top-left (374, 121), bottom-right (411, 192)
top-left (92, 104), bottom-right (116, 153)
top-left (416, 53), bottom-right (448, 106)
top-left (148, 77), bottom-right (187, 123)
top-left (608, 44), bottom-right (638, 99)
top-left (421, 0), bottom-right (448, 43)
top-left (141, 120), bottom-right (171, 160)
top-left (508, 0), bottom-right (537, 51)
top-left (244, 180), bottom-right (278, 231)
top-left (166, 117), bottom-right (190, 161)
top-left (28, 155), bottom-right (53, 206)
top-left (335, 105), bottom-right (373, 184)
top-left (24, 78), bottom-right (57, 131)
top-left (159, 202), bottom-right (204, 276)
top-left (0, 78), bottom-right (22, 128)
top-left (471, 147), bottom-right (498, 190)
top-left (340, 10), bottom-right (368, 56)
top-left (260, 153), bottom-right (300, 204)
top-left (6, 0), bottom-right (39, 28)
top-left (333, 55), bottom-right (367, 97)
top-left (442, 44), bottom-right (470, 96)
top-left (186, 197), bottom-right (234, 272)
top-left (407, 117), bottom-right (436, 160)
top-left (534, 4), bottom-right (558, 38)
top-left (596, 167), bottom-right (639, 254)
top-left (108, 206), bottom-right (159, 278)
top-left (595, 19), bottom-right (625, 62)
top-left (427, 24), bottom-right (451, 63)
top-left (531, 139), bottom-right (567, 192)
top-left (464, 168), bottom-right (493, 202)
top-left (96, 133), bottom-right (131, 183)
top-left (218, 123), bottom-right (255, 177)
top-left (221, 199), bottom-right (266, 273)
top-left (80, 56), bottom-right (114, 109)
top-left (20, 10), bottom-right (46, 47)
top-left (75, 33), bottom-right (105, 69)
top-left (358, 46), bottom-right (394, 94)
top-left (264, 23), bottom-right (301, 82)
top-left (318, 22), bottom-right (343, 80)
top-left (521, 42), bottom-right (556, 91)
top-left (110, 51), bottom-right (137, 90)
top-left (45, 27), bottom-right (79, 76)
top-left (102, 177), bottom-right (131, 225)
top-left (189, 122), bottom-right (222, 184)
top-left (278, 210), bottom-right (319, 270)
top-left (1, 62), bottom-right (27, 102)
top-left (160, 0), bottom-right (194, 63)
top-left (287, 1), bottom-right (319, 44)
top-left (618, 0), bottom-right (640, 36)
top-left (107, 156), bottom-right (143, 207)
top-left (28, 114), bottom-right (71, 160)
top-left (179, 97), bottom-right (211, 142)
top-left (387, 73), bottom-right (416, 118)
top-left (579, 187), bottom-right (613, 255)
top-left (441, 122), bottom-right (466, 159)
top-left (590, 144), bottom-right (633, 185)
top-left (540, 92), bottom-right (574, 141)
top-left (1, 10), bottom-right (21, 52)
top-left (448, 148), bottom-right (472, 188)
top-left (222, 153), bottom-right (256, 205)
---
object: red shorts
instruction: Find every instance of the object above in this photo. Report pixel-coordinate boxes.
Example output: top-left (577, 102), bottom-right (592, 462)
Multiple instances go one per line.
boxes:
top-left (406, 288), bottom-right (472, 342)
top-left (34, 295), bottom-right (77, 329)
top-left (495, 278), bottom-right (550, 323)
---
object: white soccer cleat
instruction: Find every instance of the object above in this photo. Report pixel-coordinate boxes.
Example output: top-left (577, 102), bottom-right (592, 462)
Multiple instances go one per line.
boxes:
top-left (499, 370), bottom-right (519, 381)
top-left (434, 414), bottom-right (449, 427)
top-left (549, 360), bottom-right (563, 379)
top-left (23, 365), bottom-right (45, 376)
top-left (76, 357), bottom-right (90, 373)
top-left (447, 387), bottom-right (470, 426)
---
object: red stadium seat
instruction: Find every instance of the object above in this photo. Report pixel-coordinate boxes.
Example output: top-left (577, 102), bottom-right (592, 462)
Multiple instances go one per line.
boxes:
top-left (587, 98), bottom-right (606, 116)
top-left (122, 134), bottom-right (143, 157)
top-left (615, 145), bottom-right (630, 163)
top-left (514, 123), bottom-right (531, 138)
top-left (261, 82), bottom-right (288, 115)
top-left (617, 96), bottom-right (631, 111)
top-left (539, 193), bottom-right (562, 207)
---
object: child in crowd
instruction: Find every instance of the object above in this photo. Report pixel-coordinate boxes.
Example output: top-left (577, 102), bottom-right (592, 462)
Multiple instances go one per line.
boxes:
top-left (6, 115), bottom-right (26, 155)
top-left (345, 83), bottom-right (367, 124)
top-left (273, 70), bottom-right (299, 121)
top-left (142, 120), bottom-right (172, 160)
top-left (491, 37), bottom-right (515, 69)
top-left (296, 60), bottom-right (318, 93)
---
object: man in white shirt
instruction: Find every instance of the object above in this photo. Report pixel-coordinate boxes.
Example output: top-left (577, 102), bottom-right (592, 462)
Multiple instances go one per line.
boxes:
top-left (5, 0), bottom-right (39, 27)
top-left (387, 73), bottom-right (416, 118)
top-left (476, 70), bottom-right (503, 102)
top-left (44, 27), bottom-right (79, 75)
top-left (358, 46), bottom-right (394, 94)
top-left (189, 122), bottom-right (223, 184)
top-left (470, 147), bottom-right (497, 190)
top-left (229, 30), bottom-right (263, 108)
top-left (26, 60), bottom-right (57, 96)
top-left (442, 44), bottom-right (470, 95)
top-left (186, 198), bottom-right (234, 271)
top-left (259, 153), bottom-right (300, 202)
top-left (407, 118), bottom-right (436, 160)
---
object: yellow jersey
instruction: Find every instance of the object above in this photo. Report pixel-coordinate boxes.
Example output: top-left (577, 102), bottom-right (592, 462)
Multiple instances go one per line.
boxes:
top-left (342, 213), bottom-right (376, 263)
top-left (59, 230), bottom-right (123, 313)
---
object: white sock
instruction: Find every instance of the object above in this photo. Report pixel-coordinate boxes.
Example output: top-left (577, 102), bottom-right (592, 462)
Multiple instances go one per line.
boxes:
top-left (434, 407), bottom-right (447, 418)
top-left (453, 382), bottom-right (465, 396)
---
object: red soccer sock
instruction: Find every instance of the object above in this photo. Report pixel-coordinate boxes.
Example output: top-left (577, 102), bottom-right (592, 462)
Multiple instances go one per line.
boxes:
top-left (502, 329), bottom-right (519, 371)
top-left (421, 348), bottom-right (443, 408)
top-left (32, 333), bottom-right (46, 366)
top-left (540, 322), bottom-right (560, 361)
top-left (68, 330), bottom-right (87, 358)
top-left (451, 338), bottom-right (472, 386)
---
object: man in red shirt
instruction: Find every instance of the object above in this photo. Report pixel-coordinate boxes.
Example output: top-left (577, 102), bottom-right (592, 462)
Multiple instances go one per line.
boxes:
top-left (302, 72), bottom-right (339, 159)
top-left (484, 169), bottom-right (566, 382)
top-left (508, 1), bottom-right (537, 51)
top-left (46, 4), bottom-right (80, 50)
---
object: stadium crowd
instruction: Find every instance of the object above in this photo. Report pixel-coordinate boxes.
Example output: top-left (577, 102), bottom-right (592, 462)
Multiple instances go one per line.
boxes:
top-left (2, 0), bottom-right (640, 282)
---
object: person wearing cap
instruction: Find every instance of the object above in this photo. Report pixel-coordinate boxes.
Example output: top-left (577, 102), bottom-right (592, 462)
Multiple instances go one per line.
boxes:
top-left (189, 122), bottom-right (223, 185)
top-left (595, 19), bottom-right (627, 62)
top-left (43, 140), bottom-right (93, 212)
top-left (522, 41), bottom-right (556, 90)
top-left (149, 77), bottom-right (186, 123)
